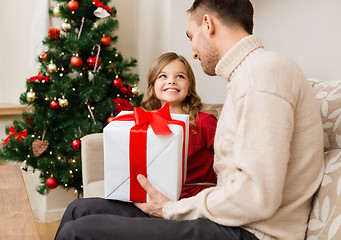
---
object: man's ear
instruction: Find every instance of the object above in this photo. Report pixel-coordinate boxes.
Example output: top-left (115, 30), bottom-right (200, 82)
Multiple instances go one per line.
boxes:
top-left (202, 14), bottom-right (215, 37)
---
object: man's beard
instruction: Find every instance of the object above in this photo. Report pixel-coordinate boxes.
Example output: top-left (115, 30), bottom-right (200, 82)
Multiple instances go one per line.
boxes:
top-left (202, 50), bottom-right (219, 76)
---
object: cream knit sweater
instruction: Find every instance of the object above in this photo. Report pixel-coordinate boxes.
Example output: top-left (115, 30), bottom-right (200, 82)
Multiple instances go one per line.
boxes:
top-left (163, 35), bottom-right (325, 240)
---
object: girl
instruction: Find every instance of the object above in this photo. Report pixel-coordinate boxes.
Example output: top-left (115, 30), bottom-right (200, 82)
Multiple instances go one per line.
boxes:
top-left (141, 52), bottom-right (217, 199)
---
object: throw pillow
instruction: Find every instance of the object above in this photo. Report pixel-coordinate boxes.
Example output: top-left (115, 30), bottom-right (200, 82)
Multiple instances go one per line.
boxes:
top-left (312, 81), bottom-right (341, 151)
top-left (306, 149), bottom-right (341, 240)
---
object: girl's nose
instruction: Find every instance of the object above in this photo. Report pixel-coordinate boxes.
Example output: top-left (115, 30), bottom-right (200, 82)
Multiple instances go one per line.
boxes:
top-left (167, 78), bottom-right (176, 84)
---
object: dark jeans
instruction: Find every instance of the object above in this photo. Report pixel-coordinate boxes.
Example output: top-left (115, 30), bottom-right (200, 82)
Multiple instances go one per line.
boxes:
top-left (55, 198), bottom-right (259, 240)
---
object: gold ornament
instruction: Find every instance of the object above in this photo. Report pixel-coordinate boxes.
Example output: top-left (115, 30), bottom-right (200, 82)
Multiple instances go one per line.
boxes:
top-left (47, 61), bottom-right (57, 73)
top-left (26, 89), bottom-right (36, 102)
top-left (53, 5), bottom-right (62, 17)
top-left (61, 21), bottom-right (71, 32)
top-left (58, 97), bottom-right (69, 107)
top-left (131, 85), bottom-right (141, 95)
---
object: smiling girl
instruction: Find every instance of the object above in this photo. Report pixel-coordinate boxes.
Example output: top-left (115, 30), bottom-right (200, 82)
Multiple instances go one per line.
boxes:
top-left (141, 52), bottom-right (217, 199)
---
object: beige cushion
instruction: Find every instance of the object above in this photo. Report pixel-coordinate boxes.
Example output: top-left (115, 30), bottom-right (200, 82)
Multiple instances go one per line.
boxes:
top-left (81, 133), bottom-right (104, 198)
top-left (312, 81), bottom-right (341, 151)
top-left (202, 103), bottom-right (223, 118)
top-left (306, 149), bottom-right (341, 239)
top-left (86, 181), bottom-right (104, 198)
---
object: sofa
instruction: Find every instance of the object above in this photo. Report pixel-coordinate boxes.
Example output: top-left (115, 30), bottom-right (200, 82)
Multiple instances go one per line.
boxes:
top-left (81, 79), bottom-right (341, 239)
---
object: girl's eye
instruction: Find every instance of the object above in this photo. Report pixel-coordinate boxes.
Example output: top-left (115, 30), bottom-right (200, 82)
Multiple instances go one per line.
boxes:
top-left (177, 75), bottom-right (185, 79)
top-left (158, 74), bottom-right (167, 79)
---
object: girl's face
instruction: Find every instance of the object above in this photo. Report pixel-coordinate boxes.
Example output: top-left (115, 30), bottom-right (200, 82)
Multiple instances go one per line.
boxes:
top-left (154, 60), bottom-right (189, 112)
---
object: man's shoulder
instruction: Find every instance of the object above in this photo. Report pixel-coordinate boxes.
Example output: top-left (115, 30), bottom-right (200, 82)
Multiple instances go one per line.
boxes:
top-left (249, 48), bottom-right (299, 71)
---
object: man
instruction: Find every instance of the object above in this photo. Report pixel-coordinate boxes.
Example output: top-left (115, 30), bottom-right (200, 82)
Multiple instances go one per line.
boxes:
top-left (55, 0), bottom-right (324, 239)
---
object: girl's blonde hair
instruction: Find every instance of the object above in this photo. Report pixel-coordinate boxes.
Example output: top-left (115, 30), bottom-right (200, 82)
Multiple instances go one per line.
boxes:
top-left (141, 52), bottom-right (202, 129)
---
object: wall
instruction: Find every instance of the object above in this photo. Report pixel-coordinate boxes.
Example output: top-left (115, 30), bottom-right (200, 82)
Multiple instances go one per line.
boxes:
top-left (0, 1), bottom-right (35, 104)
top-left (253, 0), bottom-right (341, 81)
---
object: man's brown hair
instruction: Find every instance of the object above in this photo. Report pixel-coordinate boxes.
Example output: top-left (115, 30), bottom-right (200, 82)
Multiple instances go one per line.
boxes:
top-left (188, 0), bottom-right (254, 34)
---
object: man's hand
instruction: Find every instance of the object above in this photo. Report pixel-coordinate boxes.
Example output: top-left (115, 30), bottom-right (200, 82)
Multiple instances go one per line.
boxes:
top-left (133, 174), bottom-right (170, 218)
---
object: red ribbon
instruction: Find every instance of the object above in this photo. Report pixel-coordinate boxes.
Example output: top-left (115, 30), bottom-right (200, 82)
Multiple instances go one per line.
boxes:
top-left (92, 0), bottom-right (114, 14)
top-left (29, 72), bottom-right (50, 83)
top-left (3, 125), bottom-right (27, 146)
top-left (112, 103), bottom-right (186, 202)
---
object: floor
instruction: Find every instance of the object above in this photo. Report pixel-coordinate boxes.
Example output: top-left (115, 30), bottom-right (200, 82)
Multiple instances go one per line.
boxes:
top-left (35, 221), bottom-right (60, 240)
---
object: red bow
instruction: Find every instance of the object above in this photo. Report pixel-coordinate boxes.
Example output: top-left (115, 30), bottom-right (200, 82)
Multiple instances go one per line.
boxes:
top-left (133, 104), bottom-right (173, 135)
top-left (29, 72), bottom-right (50, 83)
top-left (3, 125), bottom-right (27, 146)
top-left (92, 0), bottom-right (114, 14)
top-left (114, 103), bottom-right (173, 135)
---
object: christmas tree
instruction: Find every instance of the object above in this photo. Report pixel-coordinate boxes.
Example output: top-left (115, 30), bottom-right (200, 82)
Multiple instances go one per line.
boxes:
top-left (0, 0), bottom-right (142, 196)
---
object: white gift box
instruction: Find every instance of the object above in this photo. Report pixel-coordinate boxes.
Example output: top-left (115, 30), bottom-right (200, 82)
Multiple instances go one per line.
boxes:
top-left (103, 110), bottom-right (189, 202)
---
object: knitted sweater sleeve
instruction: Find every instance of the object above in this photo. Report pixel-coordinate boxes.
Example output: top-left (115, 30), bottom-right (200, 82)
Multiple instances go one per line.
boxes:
top-left (163, 88), bottom-right (294, 226)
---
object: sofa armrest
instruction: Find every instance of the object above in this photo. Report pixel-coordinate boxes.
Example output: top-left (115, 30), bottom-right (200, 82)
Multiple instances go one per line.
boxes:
top-left (81, 133), bottom-right (104, 198)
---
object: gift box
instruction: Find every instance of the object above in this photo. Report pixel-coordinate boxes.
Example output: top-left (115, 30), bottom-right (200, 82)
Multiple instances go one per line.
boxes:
top-left (103, 103), bottom-right (189, 202)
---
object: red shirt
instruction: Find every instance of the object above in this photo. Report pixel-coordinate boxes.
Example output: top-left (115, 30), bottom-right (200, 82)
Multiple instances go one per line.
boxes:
top-left (180, 112), bottom-right (217, 199)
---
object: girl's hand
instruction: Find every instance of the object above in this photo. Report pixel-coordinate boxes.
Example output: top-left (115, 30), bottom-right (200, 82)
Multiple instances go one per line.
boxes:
top-left (133, 174), bottom-right (170, 218)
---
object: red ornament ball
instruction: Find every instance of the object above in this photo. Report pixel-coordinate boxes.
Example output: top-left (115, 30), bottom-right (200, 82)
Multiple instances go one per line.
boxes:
top-left (86, 54), bottom-right (101, 70)
top-left (50, 100), bottom-right (60, 110)
top-left (68, 0), bottom-right (79, 11)
top-left (46, 177), bottom-right (58, 189)
top-left (100, 36), bottom-right (111, 47)
top-left (113, 78), bottom-right (123, 88)
top-left (70, 56), bottom-right (83, 68)
top-left (40, 51), bottom-right (48, 62)
top-left (120, 84), bottom-right (131, 95)
top-left (71, 139), bottom-right (81, 151)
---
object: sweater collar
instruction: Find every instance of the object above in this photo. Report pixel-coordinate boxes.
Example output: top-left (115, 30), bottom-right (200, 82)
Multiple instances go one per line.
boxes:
top-left (215, 35), bottom-right (264, 81)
